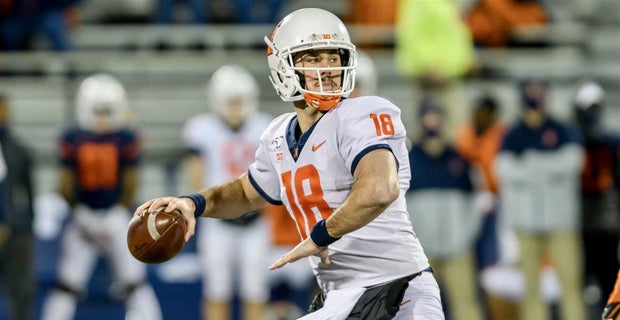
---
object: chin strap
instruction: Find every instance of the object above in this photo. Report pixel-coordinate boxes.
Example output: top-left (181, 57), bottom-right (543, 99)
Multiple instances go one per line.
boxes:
top-left (304, 93), bottom-right (342, 111)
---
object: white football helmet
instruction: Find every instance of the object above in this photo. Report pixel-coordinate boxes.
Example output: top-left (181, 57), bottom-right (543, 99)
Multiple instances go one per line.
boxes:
top-left (574, 80), bottom-right (604, 111)
top-left (264, 8), bottom-right (357, 111)
top-left (351, 50), bottom-right (377, 97)
top-left (207, 64), bottom-right (259, 119)
top-left (76, 73), bottom-right (128, 132)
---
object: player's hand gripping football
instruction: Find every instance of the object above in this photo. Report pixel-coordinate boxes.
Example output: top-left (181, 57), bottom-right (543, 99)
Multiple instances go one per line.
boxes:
top-left (134, 197), bottom-right (197, 242)
top-left (268, 236), bottom-right (331, 270)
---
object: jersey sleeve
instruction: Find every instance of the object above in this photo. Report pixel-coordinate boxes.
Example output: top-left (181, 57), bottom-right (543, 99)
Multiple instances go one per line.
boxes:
top-left (120, 129), bottom-right (141, 167)
top-left (182, 114), bottom-right (208, 152)
top-left (59, 128), bottom-right (77, 168)
top-left (247, 118), bottom-right (286, 205)
top-left (337, 96), bottom-right (406, 174)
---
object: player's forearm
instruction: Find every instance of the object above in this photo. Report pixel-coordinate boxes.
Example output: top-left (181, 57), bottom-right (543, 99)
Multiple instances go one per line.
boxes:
top-left (198, 172), bottom-right (264, 219)
top-left (120, 167), bottom-right (138, 208)
top-left (58, 168), bottom-right (76, 206)
top-left (184, 155), bottom-right (204, 191)
top-left (325, 168), bottom-right (400, 238)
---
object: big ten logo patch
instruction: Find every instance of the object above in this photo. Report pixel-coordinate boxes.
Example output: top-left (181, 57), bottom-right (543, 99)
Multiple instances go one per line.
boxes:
top-left (309, 33), bottom-right (339, 42)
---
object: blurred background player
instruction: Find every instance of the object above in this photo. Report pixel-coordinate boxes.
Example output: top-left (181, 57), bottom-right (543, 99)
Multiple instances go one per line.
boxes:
top-left (466, 91), bottom-right (561, 320)
top-left (40, 73), bottom-right (162, 320)
top-left (453, 93), bottom-right (505, 316)
top-left (0, 94), bottom-right (36, 320)
top-left (572, 80), bottom-right (620, 319)
top-left (454, 93), bottom-right (504, 268)
top-left (406, 98), bottom-right (484, 320)
top-left (182, 64), bottom-right (273, 320)
top-left (495, 77), bottom-right (585, 320)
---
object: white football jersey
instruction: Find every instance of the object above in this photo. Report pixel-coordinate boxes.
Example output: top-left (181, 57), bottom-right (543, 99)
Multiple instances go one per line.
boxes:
top-left (183, 112), bottom-right (273, 186)
top-left (249, 96), bottom-right (429, 291)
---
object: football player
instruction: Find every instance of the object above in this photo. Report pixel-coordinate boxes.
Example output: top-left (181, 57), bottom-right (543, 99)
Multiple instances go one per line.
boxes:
top-left (573, 81), bottom-right (620, 318)
top-left (0, 95), bottom-right (36, 320)
top-left (41, 73), bottom-right (162, 320)
top-left (182, 64), bottom-right (273, 320)
top-left (137, 8), bottom-right (444, 319)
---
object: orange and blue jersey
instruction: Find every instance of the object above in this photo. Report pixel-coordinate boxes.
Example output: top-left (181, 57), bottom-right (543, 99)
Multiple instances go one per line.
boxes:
top-left (59, 128), bottom-right (140, 209)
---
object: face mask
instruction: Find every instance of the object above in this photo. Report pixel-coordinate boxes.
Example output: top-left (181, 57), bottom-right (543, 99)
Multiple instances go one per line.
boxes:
top-left (523, 94), bottom-right (544, 110)
top-left (422, 127), bottom-right (442, 139)
top-left (518, 78), bottom-right (547, 110)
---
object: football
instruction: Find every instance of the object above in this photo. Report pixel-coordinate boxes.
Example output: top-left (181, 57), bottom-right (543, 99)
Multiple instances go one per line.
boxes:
top-left (127, 207), bottom-right (187, 264)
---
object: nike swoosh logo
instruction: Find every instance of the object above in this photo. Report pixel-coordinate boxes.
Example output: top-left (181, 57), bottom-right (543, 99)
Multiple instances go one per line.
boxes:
top-left (312, 140), bottom-right (326, 152)
top-left (400, 299), bottom-right (411, 307)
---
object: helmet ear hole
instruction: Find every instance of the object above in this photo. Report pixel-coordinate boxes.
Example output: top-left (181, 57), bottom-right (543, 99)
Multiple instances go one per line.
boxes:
top-left (339, 49), bottom-right (350, 66)
top-left (294, 70), bottom-right (306, 91)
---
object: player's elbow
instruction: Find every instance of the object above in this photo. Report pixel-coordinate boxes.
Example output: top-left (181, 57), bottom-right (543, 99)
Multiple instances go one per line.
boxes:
top-left (368, 180), bottom-right (400, 209)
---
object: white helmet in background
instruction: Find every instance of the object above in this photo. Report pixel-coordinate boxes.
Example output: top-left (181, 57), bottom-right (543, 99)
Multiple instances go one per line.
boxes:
top-left (351, 50), bottom-right (377, 97)
top-left (573, 80), bottom-right (605, 136)
top-left (574, 80), bottom-right (605, 111)
top-left (264, 8), bottom-right (357, 111)
top-left (76, 73), bottom-right (128, 132)
top-left (207, 64), bottom-right (259, 119)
